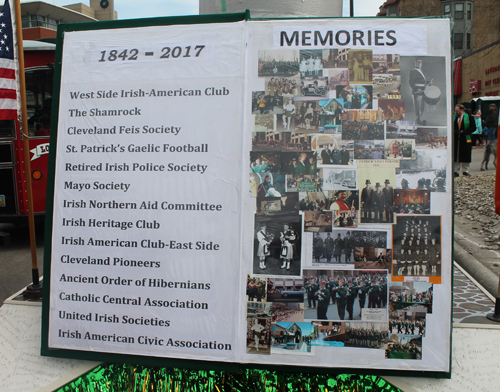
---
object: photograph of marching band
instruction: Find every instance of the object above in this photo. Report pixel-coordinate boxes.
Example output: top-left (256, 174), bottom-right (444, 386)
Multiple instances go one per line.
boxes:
top-left (253, 215), bottom-right (302, 276)
top-left (389, 282), bottom-right (433, 314)
top-left (310, 321), bottom-right (346, 347)
top-left (358, 167), bottom-right (395, 224)
top-left (385, 334), bottom-right (422, 360)
top-left (344, 322), bottom-right (389, 349)
top-left (400, 56), bottom-right (447, 126)
top-left (396, 150), bottom-right (446, 191)
top-left (392, 216), bottom-right (442, 281)
top-left (271, 322), bottom-right (314, 355)
top-left (415, 127), bottom-right (447, 149)
top-left (341, 109), bottom-right (385, 139)
top-left (247, 318), bottom-right (272, 354)
top-left (258, 50), bottom-right (300, 78)
top-left (303, 270), bottom-right (388, 322)
top-left (354, 248), bottom-right (392, 270)
top-left (389, 311), bottom-right (426, 337)
top-left (393, 189), bottom-right (431, 214)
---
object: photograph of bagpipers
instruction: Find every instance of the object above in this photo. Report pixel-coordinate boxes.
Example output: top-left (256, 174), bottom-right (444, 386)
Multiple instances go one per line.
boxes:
top-left (253, 214), bottom-right (302, 276)
top-left (345, 322), bottom-right (389, 349)
top-left (389, 310), bottom-right (426, 337)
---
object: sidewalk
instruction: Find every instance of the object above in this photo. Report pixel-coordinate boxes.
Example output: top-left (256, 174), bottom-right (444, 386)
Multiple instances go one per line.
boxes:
top-left (0, 261), bottom-right (498, 391)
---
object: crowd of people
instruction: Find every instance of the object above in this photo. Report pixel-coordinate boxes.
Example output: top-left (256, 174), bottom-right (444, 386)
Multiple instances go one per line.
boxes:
top-left (345, 327), bottom-right (387, 348)
top-left (342, 120), bottom-right (384, 140)
top-left (385, 342), bottom-right (422, 359)
top-left (258, 60), bottom-right (300, 77)
top-left (385, 140), bottom-right (413, 158)
top-left (267, 77), bottom-right (300, 96)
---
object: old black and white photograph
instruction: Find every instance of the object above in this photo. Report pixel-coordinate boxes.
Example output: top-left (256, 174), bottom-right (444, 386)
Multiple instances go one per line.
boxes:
top-left (312, 231), bottom-right (355, 265)
top-left (396, 150), bottom-right (446, 191)
top-left (304, 210), bottom-right (333, 232)
top-left (400, 56), bottom-right (447, 126)
top-left (328, 68), bottom-right (349, 87)
top-left (253, 215), bottom-right (302, 276)
top-left (276, 95), bottom-right (296, 131)
top-left (323, 167), bottom-right (357, 191)
top-left (246, 318), bottom-right (272, 354)
top-left (258, 50), bottom-right (300, 77)
top-left (256, 192), bottom-right (300, 216)
top-left (294, 99), bottom-right (321, 132)
top-left (358, 167), bottom-right (395, 223)
top-left (254, 113), bottom-right (275, 133)
top-left (299, 49), bottom-right (324, 78)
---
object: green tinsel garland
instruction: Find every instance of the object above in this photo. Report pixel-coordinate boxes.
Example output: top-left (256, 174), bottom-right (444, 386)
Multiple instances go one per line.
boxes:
top-left (56, 364), bottom-right (403, 392)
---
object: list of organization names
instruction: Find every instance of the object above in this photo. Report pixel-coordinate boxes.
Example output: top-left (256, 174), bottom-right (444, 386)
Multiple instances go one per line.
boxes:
top-left (50, 84), bottom-right (235, 354)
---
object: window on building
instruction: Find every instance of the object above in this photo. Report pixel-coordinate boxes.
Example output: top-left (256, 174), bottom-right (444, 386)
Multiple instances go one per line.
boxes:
top-left (467, 3), bottom-right (472, 19)
top-left (21, 15), bottom-right (30, 28)
top-left (444, 4), bottom-right (451, 15)
top-left (454, 33), bottom-right (463, 50)
top-left (455, 3), bottom-right (464, 19)
top-left (466, 33), bottom-right (471, 49)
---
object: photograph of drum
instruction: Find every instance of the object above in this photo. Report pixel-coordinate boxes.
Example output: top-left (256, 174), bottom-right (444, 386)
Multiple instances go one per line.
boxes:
top-left (423, 85), bottom-right (441, 106)
top-left (400, 56), bottom-right (447, 126)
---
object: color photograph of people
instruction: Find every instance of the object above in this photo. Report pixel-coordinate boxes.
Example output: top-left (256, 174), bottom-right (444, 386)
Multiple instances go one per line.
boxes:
top-left (354, 248), bottom-right (392, 270)
top-left (389, 311), bottom-right (426, 337)
top-left (358, 168), bottom-right (395, 224)
top-left (253, 217), bottom-right (302, 276)
top-left (378, 99), bottom-right (405, 121)
top-left (271, 302), bottom-right (304, 323)
top-left (385, 335), bottom-right (422, 359)
top-left (303, 270), bottom-right (388, 321)
top-left (337, 85), bottom-right (373, 110)
top-left (250, 172), bottom-right (285, 198)
top-left (389, 282), bottom-right (433, 314)
top-left (393, 189), bottom-right (431, 214)
top-left (246, 318), bottom-right (271, 354)
top-left (250, 152), bottom-right (281, 173)
top-left (384, 139), bottom-right (415, 159)
top-left (258, 50), bottom-right (300, 77)
top-left (247, 276), bottom-right (268, 302)
top-left (252, 91), bottom-right (284, 115)
top-left (310, 321), bottom-right (346, 347)
top-left (345, 322), bottom-right (389, 349)
top-left (312, 135), bottom-right (352, 165)
top-left (354, 141), bottom-right (385, 159)
top-left (271, 322), bottom-right (314, 355)
top-left (415, 127), bottom-right (447, 149)
top-left (252, 131), bottom-right (283, 151)
top-left (348, 50), bottom-right (373, 84)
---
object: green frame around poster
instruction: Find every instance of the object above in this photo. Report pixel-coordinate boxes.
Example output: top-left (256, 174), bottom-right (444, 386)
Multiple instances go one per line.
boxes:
top-left (40, 11), bottom-right (453, 379)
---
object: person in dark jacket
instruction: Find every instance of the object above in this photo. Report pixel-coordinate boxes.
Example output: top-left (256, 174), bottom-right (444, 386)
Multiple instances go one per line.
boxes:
top-left (453, 104), bottom-right (476, 176)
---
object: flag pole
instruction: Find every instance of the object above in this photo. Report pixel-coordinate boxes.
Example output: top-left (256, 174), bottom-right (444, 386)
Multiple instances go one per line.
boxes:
top-left (12, 0), bottom-right (42, 298)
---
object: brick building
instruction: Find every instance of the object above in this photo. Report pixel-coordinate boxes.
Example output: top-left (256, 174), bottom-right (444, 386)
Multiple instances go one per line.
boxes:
top-left (377, 0), bottom-right (500, 104)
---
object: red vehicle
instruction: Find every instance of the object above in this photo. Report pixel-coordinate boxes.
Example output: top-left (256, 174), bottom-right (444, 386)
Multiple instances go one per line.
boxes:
top-left (0, 40), bottom-right (55, 222)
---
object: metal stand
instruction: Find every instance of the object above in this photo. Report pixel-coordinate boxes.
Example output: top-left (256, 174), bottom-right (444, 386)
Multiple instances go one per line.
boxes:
top-left (22, 269), bottom-right (43, 300)
top-left (486, 276), bottom-right (500, 322)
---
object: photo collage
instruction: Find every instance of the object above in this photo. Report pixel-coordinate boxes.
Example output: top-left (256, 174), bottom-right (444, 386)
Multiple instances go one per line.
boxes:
top-left (247, 48), bottom-right (446, 360)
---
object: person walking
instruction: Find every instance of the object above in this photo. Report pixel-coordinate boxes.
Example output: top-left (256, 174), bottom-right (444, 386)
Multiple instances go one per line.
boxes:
top-left (453, 104), bottom-right (476, 177)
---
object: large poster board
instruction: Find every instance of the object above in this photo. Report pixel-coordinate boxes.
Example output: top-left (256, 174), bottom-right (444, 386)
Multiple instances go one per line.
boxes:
top-left (42, 15), bottom-right (453, 376)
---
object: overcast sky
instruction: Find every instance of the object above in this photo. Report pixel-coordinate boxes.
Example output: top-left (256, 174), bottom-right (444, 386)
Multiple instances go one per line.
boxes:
top-left (39, 0), bottom-right (382, 20)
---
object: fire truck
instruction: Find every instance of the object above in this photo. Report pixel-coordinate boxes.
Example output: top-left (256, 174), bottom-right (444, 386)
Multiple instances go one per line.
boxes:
top-left (0, 40), bottom-right (54, 222)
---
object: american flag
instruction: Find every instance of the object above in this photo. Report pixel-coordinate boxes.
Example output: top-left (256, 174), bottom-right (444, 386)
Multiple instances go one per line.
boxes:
top-left (0, 0), bottom-right (17, 120)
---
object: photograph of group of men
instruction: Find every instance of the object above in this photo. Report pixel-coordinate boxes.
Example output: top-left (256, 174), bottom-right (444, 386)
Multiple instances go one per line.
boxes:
top-left (303, 270), bottom-right (388, 322)
top-left (359, 167), bottom-right (395, 224)
top-left (392, 216), bottom-right (442, 281)
top-left (389, 282), bottom-right (433, 314)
